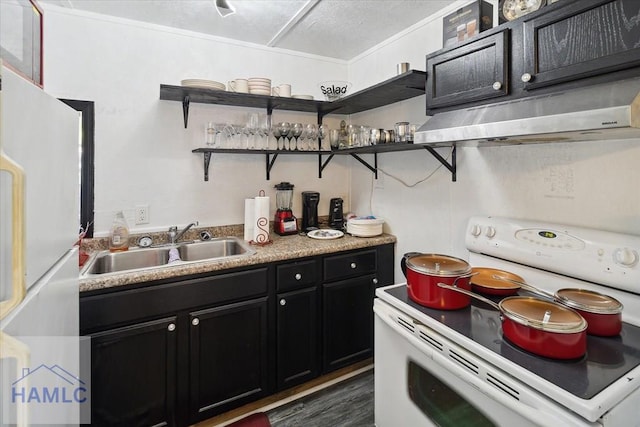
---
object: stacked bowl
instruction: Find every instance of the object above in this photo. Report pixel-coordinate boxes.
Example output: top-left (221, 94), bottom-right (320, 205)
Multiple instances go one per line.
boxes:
top-left (248, 78), bottom-right (272, 95)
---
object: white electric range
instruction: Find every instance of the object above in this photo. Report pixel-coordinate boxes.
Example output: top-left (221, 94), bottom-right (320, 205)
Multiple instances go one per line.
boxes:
top-left (374, 216), bottom-right (640, 427)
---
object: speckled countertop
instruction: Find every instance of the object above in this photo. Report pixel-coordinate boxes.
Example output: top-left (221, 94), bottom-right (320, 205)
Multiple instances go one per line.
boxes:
top-left (79, 228), bottom-right (396, 293)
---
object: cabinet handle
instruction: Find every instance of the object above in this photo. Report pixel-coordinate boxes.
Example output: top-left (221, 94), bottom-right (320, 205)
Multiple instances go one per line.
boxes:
top-left (167, 323), bottom-right (176, 332)
top-left (192, 318), bottom-right (199, 326)
top-left (280, 299), bottom-right (286, 306)
top-left (372, 278), bottom-right (378, 284)
top-left (295, 273), bottom-right (302, 280)
top-left (521, 73), bottom-right (533, 83)
top-left (492, 81), bottom-right (502, 90)
top-left (350, 262), bottom-right (357, 269)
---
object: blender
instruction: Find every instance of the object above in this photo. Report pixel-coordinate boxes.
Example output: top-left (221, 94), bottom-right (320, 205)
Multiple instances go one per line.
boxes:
top-left (274, 182), bottom-right (297, 235)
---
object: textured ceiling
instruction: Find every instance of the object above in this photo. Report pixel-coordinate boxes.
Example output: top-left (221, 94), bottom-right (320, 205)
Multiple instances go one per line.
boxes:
top-left (38, 0), bottom-right (453, 60)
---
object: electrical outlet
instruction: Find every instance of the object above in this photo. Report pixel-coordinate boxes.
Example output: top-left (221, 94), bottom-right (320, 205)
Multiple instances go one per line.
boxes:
top-left (135, 204), bottom-right (149, 225)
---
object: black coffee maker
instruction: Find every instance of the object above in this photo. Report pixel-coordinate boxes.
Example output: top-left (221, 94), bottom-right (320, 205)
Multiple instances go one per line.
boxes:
top-left (301, 191), bottom-right (320, 231)
top-left (329, 198), bottom-right (344, 230)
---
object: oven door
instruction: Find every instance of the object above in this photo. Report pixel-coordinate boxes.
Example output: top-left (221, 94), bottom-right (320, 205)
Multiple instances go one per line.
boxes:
top-left (374, 299), bottom-right (597, 427)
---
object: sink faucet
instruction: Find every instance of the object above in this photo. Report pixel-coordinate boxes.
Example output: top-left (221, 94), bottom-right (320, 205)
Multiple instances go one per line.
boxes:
top-left (168, 221), bottom-right (198, 244)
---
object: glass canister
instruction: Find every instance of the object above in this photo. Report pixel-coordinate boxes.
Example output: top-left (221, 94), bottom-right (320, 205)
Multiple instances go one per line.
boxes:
top-left (394, 122), bottom-right (410, 143)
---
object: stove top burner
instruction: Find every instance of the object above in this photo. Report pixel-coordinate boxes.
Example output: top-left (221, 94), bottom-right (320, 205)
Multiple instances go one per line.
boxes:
top-left (384, 285), bottom-right (640, 399)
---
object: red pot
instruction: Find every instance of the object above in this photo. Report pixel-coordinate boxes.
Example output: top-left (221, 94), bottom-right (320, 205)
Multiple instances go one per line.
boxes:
top-left (469, 267), bottom-right (522, 296)
top-left (438, 284), bottom-right (588, 360)
top-left (401, 253), bottom-right (472, 310)
top-left (494, 275), bottom-right (624, 337)
top-left (554, 289), bottom-right (623, 337)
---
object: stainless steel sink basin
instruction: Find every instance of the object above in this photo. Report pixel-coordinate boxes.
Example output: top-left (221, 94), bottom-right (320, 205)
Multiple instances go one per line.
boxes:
top-left (81, 237), bottom-right (256, 276)
top-left (176, 239), bottom-right (252, 261)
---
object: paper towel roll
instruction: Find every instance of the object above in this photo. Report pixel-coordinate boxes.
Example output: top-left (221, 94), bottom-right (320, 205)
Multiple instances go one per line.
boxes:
top-left (253, 196), bottom-right (270, 244)
top-left (244, 198), bottom-right (255, 241)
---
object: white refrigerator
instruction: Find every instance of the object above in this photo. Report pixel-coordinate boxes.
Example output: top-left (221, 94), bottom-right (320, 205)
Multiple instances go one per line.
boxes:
top-left (0, 63), bottom-right (84, 425)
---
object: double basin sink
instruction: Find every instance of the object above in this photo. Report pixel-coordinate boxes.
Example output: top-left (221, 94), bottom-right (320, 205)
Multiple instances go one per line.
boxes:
top-left (81, 237), bottom-right (256, 276)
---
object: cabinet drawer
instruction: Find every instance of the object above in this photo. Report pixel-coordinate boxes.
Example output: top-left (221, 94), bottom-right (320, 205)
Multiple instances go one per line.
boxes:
top-left (81, 267), bottom-right (268, 333)
top-left (323, 250), bottom-right (376, 282)
top-left (277, 260), bottom-right (318, 292)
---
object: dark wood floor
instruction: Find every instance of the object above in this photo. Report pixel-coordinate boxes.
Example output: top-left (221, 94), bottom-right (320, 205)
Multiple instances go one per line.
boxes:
top-left (266, 370), bottom-right (374, 427)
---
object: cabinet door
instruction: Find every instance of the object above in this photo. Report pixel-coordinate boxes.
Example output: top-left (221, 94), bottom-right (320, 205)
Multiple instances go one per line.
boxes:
top-left (189, 297), bottom-right (269, 423)
top-left (277, 287), bottom-right (318, 390)
top-left (322, 276), bottom-right (376, 373)
top-left (89, 317), bottom-right (177, 427)
top-left (426, 29), bottom-right (509, 110)
top-left (522, 0), bottom-right (640, 90)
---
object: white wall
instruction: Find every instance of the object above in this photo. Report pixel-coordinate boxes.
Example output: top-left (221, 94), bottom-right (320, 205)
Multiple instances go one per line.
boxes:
top-left (42, 5), bottom-right (351, 235)
top-left (41, 3), bottom-right (640, 283)
top-left (348, 4), bottom-right (640, 281)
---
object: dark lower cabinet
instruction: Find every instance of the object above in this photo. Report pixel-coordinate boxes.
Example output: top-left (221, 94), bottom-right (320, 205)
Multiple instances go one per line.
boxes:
top-left (189, 297), bottom-right (269, 424)
top-left (276, 287), bottom-right (318, 389)
top-left (81, 244), bottom-right (394, 425)
top-left (322, 275), bottom-right (376, 373)
top-left (89, 317), bottom-right (177, 427)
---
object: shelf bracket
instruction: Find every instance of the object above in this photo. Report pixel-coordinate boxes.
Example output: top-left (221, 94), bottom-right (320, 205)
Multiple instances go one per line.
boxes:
top-left (423, 145), bottom-right (456, 182)
top-left (202, 151), bottom-right (212, 181)
top-left (350, 153), bottom-right (378, 179)
top-left (318, 153), bottom-right (335, 178)
top-left (266, 153), bottom-right (279, 180)
top-left (182, 95), bottom-right (190, 128)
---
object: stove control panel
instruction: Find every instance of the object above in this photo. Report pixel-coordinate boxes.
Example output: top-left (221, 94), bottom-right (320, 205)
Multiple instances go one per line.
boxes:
top-left (466, 216), bottom-right (640, 294)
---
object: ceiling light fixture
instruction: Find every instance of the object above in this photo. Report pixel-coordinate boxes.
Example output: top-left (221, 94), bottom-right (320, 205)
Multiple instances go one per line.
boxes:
top-left (215, 0), bottom-right (235, 18)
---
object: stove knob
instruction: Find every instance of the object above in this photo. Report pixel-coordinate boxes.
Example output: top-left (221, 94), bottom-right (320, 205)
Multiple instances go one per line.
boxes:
top-left (470, 225), bottom-right (482, 237)
top-left (614, 247), bottom-right (639, 267)
top-left (485, 226), bottom-right (496, 238)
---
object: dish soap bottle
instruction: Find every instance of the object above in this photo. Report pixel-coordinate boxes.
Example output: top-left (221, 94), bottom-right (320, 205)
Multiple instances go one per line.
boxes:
top-left (109, 211), bottom-right (130, 252)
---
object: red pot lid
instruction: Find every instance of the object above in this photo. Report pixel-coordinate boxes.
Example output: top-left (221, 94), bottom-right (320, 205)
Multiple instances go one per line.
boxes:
top-left (406, 254), bottom-right (471, 276)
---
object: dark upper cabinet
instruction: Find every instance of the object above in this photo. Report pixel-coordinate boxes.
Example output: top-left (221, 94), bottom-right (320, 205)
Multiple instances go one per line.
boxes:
top-left (426, 29), bottom-right (510, 109)
top-left (188, 297), bottom-right (269, 424)
top-left (89, 317), bottom-right (177, 427)
top-left (425, 0), bottom-right (640, 113)
top-left (522, 0), bottom-right (640, 90)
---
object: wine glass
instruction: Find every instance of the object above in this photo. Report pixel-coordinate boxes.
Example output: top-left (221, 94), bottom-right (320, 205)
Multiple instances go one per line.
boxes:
top-left (276, 122), bottom-right (290, 150)
top-left (257, 114), bottom-right (269, 149)
top-left (291, 123), bottom-right (303, 151)
top-left (247, 113), bottom-right (259, 149)
top-left (305, 124), bottom-right (318, 151)
top-left (318, 125), bottom-right (331, 151)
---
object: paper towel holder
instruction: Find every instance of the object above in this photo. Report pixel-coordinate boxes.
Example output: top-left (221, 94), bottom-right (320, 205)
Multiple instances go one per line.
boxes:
top-left (250, 189), bottom-right (273, 246)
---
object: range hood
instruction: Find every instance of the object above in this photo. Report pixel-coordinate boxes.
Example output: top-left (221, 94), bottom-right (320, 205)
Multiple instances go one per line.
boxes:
top-left (414, 77), bottom-right (640, 146)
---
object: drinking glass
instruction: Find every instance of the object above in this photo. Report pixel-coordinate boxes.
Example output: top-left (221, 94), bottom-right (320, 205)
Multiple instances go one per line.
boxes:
top-left (318, 124), bottom-right (329, 151)
top-left (247, 113), bottom-right (259, 149)
top-left (291, 123), bottom-right (303, 151)
top-left (205, 122), bottom-right (216, 146)
top-left (329, 129), bottom-right (340, 149)
top-left (276, 122), bottom-right (290, 150)
top-left (305, 124), bottom-right (318, 151)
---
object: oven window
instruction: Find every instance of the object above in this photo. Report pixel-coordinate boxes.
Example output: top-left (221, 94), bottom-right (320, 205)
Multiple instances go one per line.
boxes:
top-left (408, 360), bottom-right (496, 427)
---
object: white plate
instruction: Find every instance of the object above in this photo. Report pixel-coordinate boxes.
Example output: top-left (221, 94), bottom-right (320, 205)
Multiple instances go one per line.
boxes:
top-left (181, 79), bottom-right (225, 88)
top-left (307, 229), bottom-right (344, 240)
